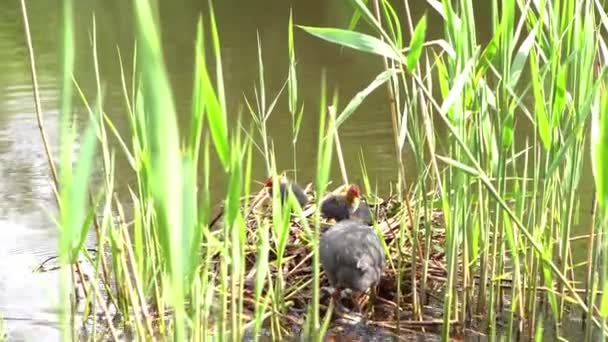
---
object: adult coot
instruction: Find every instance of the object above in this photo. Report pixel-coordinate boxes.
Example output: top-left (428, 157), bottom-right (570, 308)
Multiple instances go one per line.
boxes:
top-left (320, 184), bottom-right (373, 225)
top-left (320, 219), bottom-right (385, 312)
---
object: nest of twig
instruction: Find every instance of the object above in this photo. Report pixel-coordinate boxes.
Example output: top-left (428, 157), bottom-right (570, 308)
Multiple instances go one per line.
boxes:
top-left (210, 183), bottom-right (451, 337)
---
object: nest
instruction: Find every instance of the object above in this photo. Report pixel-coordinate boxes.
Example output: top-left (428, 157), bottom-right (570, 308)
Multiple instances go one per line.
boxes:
top-left (209, 183), bottom-right (451, 338)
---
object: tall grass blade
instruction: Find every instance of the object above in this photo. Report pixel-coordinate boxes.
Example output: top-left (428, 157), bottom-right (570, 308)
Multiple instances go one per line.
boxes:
top-left (288, 8), bottom-right (298, 115)
top-left (529, 50), bottom-right (551, 150)
top-left (190, 16), bottom-right (206, 164)
top-left (200, 47), bottom-right (229, 169)
top-left (132, 0), bottom-right (188, 338)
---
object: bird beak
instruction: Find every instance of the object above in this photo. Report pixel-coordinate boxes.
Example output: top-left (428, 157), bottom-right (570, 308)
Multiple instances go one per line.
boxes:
top-left (350, 197), bottom-right (361, 212)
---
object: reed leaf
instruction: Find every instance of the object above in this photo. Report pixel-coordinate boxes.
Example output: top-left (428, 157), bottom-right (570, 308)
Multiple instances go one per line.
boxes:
top-left (132, 0), bottom-right (187, 338)
top-left (591, 74), bottom-right (608, 211)
top-left (529, 49), bottom-right (551, 150)
top-left (298, 26), bottom-right (403, 62)
top-left (200, 48), bottom-right (229, 170)
top-left (335, 69), bottom-right (399, 128)
top-left (509, 24), bottom-right (537, 89)
top-left (190, 16), bottom-right (206, 164)
top-left (59, 117), bottom-right (99, 263)
top-left (288, 8), bottom-right (298, 114)
top-left (405, 14), bottom-right (427, 72)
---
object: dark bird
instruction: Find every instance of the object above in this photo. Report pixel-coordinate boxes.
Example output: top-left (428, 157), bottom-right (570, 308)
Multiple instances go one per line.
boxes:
top-left (320, 184), bottom-right (373, 225)
top-left (320, 219), bottom-right (385, 313)
top-left (264, 175), bottom-right (309, 208)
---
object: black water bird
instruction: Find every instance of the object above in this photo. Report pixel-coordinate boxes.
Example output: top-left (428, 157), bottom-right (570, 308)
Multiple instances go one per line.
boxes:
top-left (320, 184), bottom-right (373, 225)
top-left (320, 219), bottom-right (385, 313)
top-left (264, 175), bottom-right (309, 208)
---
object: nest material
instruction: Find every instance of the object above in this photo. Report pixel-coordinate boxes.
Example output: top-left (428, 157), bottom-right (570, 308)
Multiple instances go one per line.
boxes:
top-left (211, 183), bottom-right (451, 336)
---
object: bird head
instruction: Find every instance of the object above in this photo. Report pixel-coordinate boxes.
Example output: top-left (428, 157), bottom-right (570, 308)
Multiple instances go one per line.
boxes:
top-left (263, 176), bottom-right (273, 188)
top-left (264, 175), bottom-right (288, 189)
top-left (345, 184), bottom-right (361, 205)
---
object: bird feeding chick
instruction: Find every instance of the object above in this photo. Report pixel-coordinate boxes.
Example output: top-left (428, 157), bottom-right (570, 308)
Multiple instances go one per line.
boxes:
top-left (320, 219), bottom-right (386, 315)
top-left (263, 175), bottom-right (309, 209)
top-left (320, 184), bottom-right (373, 225)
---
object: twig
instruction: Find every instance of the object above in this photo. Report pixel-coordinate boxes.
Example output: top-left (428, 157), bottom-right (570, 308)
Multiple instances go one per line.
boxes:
top-left (19, 0), bottom-right (60, 193)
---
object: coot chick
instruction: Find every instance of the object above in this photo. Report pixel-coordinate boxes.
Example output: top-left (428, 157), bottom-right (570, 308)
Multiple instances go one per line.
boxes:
top-left (320, 219), bottom-right (385, 312)
top-left (320, 184), bottom-right (373, 225)
top-left (264, 175), bottom-right (309, 208)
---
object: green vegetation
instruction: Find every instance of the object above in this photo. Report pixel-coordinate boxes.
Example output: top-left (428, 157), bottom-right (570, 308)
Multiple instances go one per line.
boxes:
top-left (0, 315), bottom-right (5, 342)
top-left (18, 0), bottom-right (608, 340)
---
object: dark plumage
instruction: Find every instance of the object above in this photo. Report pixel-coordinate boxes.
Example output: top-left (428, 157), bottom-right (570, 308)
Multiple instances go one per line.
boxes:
top-left (264, 176), bottom-right (309, 208)
top-left (350, 201), bottom-right (373, 226)
top-left (320, 219), bottom-right (385, 311)
top-left (319, 195), bottom-right (351, 222)
top-left (320, 184), bottom-right (373, 225)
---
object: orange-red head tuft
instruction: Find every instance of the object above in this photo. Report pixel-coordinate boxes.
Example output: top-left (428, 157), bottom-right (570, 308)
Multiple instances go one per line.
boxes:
top-left (264, 177), bottom-right (273, 187)
top-left (345, 184), bottom-right (361, 202)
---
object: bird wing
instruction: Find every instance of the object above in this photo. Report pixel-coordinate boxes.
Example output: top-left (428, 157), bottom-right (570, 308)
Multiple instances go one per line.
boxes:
top-left (352, 201), bottom-right (373, 225)
top-left (356, 230), bottom-right (385, 270)
top-left (328, 228), bottom-right (383, 271)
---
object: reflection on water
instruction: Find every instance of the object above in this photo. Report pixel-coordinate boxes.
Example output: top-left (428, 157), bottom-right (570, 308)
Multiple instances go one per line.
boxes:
top-left (0, 220), bottom-right (62, 341)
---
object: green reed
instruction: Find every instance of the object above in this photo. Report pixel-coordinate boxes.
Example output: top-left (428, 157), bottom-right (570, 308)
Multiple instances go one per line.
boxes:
top-left (590, 22), bottom-right (608, 340)
top-left (287, 8), bottom-right (304, 181)
top-left (22, 0), bottom-right (608, 340)
top-left (299, 0), bottom-right (608, 339)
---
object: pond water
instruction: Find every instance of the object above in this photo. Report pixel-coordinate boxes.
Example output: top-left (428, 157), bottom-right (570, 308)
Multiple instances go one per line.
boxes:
top-left (0, 0), bottom-right (595, 340)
